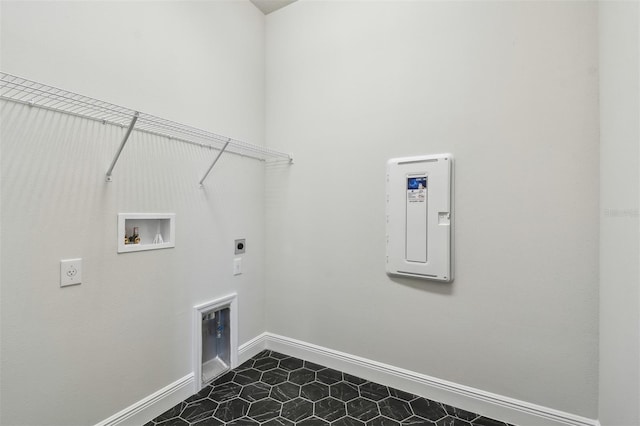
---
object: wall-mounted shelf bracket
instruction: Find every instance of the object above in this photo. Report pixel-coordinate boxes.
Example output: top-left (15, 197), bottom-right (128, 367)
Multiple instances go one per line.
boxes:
top-left (106, 112), bottom-right (140, 182)
top-left (199, 139), bottom-right (231, 187)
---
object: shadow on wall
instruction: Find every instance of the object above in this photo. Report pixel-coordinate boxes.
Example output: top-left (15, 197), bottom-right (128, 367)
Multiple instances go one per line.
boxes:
top-left (389, 275), bottom-right (454, 296)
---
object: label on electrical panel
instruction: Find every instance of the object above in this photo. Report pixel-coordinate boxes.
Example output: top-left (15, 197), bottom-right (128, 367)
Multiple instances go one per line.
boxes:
top-left (407, 177), bottom-right (427, 203)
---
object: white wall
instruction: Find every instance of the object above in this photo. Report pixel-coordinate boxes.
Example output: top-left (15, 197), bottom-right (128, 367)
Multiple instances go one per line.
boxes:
top-left (598, 2), bottom-right (640, 425)
top-left (4, 1), bottom-right (635, 424)
top-left (265, 0), bottom-right (600, 419)
top-left (0, 1), bottom-right (266, 425)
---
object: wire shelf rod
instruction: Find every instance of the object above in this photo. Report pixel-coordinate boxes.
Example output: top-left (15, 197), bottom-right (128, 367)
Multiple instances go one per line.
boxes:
top-left (134, 113), bottom-right (291, 160)
top-left (0, 93), bottom-right (277, 162)
top-left (2, 79), bottom-right (134, 122)
top-left (0, 95), bottom-right (133, 131)
top-left (0, 72), bottom-right (293, 180)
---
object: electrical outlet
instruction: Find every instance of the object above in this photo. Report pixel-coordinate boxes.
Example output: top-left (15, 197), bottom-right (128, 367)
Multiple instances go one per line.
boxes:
top-left (60, 258), bottom-right (82, 287)
top-left (235, 239), bottom-right (246, 255)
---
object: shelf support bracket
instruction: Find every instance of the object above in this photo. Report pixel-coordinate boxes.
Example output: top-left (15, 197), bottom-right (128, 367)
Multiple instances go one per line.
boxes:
top-left (199, 139), bottom-right (231, 187)
top-left (106, 112), bottom-right (140, 182)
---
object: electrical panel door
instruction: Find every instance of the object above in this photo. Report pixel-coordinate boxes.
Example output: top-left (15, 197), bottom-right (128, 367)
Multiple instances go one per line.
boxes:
top-left (386, 154), bottom-right (453, 282)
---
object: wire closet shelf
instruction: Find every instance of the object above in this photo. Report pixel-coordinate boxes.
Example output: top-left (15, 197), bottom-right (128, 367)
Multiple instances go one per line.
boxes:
top-left (0, 72), bottom-right (293, 185)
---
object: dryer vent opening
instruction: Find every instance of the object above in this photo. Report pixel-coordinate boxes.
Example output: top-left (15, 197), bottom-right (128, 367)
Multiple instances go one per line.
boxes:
top-left (201, 307), bottom-right (231, 384)
top-left (194, 293), bottom-right (238, 390)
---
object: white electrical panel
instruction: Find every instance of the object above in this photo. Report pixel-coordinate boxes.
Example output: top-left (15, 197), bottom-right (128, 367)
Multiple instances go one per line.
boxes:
top-left (386, 154), bottom-right (453, 282)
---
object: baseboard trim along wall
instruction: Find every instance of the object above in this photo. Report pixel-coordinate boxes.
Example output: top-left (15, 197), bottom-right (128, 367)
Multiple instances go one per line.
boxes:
top-left (97, 333), bottom-right (600, 426)
top-left (94, 373), bottom-right (194, 426)
top-left (252, 333), bottom-right (600, 426)
top-left (238, 332), bottom-right (269, 363)
top-left (94, 335), bottom-right (267, 426)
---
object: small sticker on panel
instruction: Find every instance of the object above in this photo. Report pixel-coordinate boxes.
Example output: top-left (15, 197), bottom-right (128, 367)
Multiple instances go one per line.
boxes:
top-left (407, 190), bottom-right (426, 203)
top-left (407, 177), bottom-right (427, 203)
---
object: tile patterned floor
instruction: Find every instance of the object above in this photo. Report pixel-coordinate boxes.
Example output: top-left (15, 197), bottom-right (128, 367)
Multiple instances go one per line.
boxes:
top-left (146, 350), bottom-right (514, 426)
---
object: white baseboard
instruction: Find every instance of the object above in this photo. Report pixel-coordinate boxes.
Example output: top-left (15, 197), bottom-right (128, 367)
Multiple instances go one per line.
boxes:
top-left (94, 373), bottom-right (194, 426)
top-left (95, 333), bottom-right (600, 426)
top-left (94, 334), bottom-right (266, 426)
top-left (260, 332), bottom-right (599, 426)
top-left (238, 332), bottom-right (269, 364)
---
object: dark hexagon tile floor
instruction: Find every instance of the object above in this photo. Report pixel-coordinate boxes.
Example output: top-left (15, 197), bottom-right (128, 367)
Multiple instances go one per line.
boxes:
top-left (145, 350), bottom-right (516, 426)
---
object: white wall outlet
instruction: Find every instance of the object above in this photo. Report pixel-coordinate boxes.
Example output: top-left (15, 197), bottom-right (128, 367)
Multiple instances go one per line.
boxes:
top-left (60, 258), bottom-right (82, 287)
top-left (233, 258), bottom-right (242, 276)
